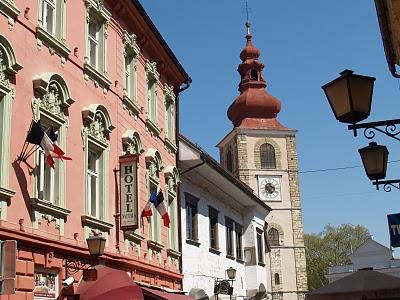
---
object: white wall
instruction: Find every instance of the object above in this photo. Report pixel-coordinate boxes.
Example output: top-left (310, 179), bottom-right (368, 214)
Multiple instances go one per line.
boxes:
top-left (181, 177), bottom-right (268, 299)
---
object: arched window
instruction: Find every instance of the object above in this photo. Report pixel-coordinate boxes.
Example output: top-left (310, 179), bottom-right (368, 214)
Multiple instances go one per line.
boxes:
top-left (226, 149), bottom-right (233, 173)
top-left (260, 143), bottom-right (276, 169)
top-left (0, 35), bottom-right (22, 206)
top-left (82, 104), bottom-right (114, 222)
top-left (250, 69), bottom-right (258, 80)
top-left (268, 228), bottom-right (280, 246)
top-left (274, 273), bottom-right (280, 285)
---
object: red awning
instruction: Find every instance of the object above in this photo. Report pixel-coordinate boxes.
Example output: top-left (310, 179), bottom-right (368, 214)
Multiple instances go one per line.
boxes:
top-left (141, 286), bottom-right (193, 300)
top-left (76, 265), bottom-right (144, 300)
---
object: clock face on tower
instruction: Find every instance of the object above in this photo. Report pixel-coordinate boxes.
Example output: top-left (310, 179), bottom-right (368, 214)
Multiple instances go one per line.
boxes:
top-left (258, 176), bottom-right (281, 201)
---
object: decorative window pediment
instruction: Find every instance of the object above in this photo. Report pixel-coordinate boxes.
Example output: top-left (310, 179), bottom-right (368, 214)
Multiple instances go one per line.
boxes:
top-left (164, 84), bottom-right (175, 104)
top-left (85, 0), bottom-right (110, 21)
top-left (0, 35), bottom-right (22, 95)
top-left (32, 73), bottom-right (74, 122)
top-left (122, 129), bottom-right (144, 155)
top-left (82, 104), bottom-right (115, 145)
top-left (164, 166), bottom-right (179, 195)
top-left (123, 31), bottom-right (140, 58)
top-left (145, 60), bottom-right (160, 81)
top-left (145, 148), bottom-right (163, 180)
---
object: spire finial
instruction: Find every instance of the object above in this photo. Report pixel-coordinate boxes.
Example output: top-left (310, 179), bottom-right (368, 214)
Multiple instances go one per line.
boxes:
top-left (243, 0), bottom-right (252, 36)
top-left (245, 20), bottom-right (251, 36)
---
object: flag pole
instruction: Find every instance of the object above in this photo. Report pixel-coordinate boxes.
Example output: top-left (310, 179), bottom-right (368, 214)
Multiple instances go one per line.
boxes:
top-left (17, 120), bottom-right (35, 161)
top-left (22, 145), bottom-right (40, 161)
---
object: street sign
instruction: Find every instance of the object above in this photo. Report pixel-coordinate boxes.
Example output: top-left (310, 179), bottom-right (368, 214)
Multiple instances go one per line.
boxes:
top-left (0, 240), bottom-right (17, 295)
top-left (388, 213), bottom-right (400, 247)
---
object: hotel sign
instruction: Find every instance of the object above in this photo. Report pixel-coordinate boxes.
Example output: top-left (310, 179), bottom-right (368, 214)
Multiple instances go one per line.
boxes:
top-left (120, 155), bottom-right (138, 230)
top-left (388, 213), bottom-right (400, 248)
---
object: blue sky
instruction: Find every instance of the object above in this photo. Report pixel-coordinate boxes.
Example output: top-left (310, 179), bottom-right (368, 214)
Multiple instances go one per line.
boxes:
top-left (141, 1), bottom-right (400, 250)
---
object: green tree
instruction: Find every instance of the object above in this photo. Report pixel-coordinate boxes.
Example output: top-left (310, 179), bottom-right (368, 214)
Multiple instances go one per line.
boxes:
top-left (305, 223), bottom-right (370, 291)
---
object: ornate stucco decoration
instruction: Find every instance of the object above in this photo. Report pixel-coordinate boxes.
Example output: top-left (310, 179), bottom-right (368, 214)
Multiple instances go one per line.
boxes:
top-left (145, 60), bottom-right (160, 82)
top-left (82, 104), bottom-right (115, 146)
top-left (32, 73), bottom-right (75, 122)
top-left (164, 166), bottom-right (179, 195)
top-left (122, 129), bottom-right (144, 155)
top-left (164, 84), bottom-right (175, 104)
top-left (123, 31), bottom-right (140, 58)
top-left (145, 148), bottom-right (163, 180)
top-left (0, 35), bottom-right (22, 97)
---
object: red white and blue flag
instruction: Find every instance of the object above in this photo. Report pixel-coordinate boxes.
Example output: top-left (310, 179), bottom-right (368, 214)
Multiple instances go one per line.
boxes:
top-left (26, 120), bottom-right (72, 169)
top-left (142, 187), bottom-right (170, 227)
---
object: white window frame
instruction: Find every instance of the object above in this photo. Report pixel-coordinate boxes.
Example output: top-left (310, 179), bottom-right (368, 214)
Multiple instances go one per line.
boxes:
top-left (42, 0), bottom-right (56, 36)
top-left (87, 149), bottom-right (100, 218)
top-left (37, 147), bottom-right (55, 204)
top-left (88, 20), bottom-right (99, 69)
top-left (84, 0), bottom-right (111, 90)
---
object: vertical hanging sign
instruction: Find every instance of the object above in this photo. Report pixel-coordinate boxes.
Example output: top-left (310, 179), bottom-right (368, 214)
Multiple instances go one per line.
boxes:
top-left (120, 155), bottom-right (138, 230)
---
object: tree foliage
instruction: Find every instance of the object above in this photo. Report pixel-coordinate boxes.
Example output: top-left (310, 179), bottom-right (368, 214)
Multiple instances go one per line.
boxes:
top-left (305, 223), bottom-right (370, 291)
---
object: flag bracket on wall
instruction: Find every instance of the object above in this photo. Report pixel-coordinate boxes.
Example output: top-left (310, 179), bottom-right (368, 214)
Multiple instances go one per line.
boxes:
top-left (17, 120), bottom-right (72, 169)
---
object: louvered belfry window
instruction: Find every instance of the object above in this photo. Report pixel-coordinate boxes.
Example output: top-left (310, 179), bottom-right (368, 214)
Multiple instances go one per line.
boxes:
top-left (260, 143), bottom-right (276, 169)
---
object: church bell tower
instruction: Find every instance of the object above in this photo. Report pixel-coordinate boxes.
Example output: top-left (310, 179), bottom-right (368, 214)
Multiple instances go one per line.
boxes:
top-left (217, 22), bottom-right (308, 300)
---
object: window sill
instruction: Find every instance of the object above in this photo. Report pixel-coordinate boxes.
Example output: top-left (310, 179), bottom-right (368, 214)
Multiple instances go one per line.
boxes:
top-left (209, 247), bottom-right (221, 255)
top-left (30, 198), bottom-right (71, 218)
top-left (124, 231), bottom-right (144, 244)
top-left (81, 215), bottom-right (114, 231)
top-left (0, 187), bottom-right (15, 200)
top-left (258, 261), bottom-right (266, 267)
top-left (146, 118), bottom-right (161, 137)
top-left (164, 137), bottom-right (177, 153)
top-left (186, 239), bottom-right (200, 247)
top-left (122, 95), bottom-right (141, 116)
top-left (167, 248), bottom-right (181, 258)
top-left (236, 258), bottom-right (245, 264)
top-left (226, 254), bottom-right (235, 260)
top-left (36, 26), bottom-right (71, 58)
top-left (0, 1), bottom-right (20, 24)
top-left (84, 63), bottom-right (112, 90)
top-left (147, 240), bottom-right (163, 252)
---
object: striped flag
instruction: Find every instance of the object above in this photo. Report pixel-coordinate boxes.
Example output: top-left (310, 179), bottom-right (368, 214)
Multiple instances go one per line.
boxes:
top-left (26, 121), bottom-right (72, 169)
top-left (142, 187), bottom-right (170, 227)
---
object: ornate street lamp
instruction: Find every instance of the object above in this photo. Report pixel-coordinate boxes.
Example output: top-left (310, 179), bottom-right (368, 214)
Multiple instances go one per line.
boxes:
top-left (226, 267), bottom-right (236, 280)
top-left (86, 235), bottom-right (106, 256)
top-left (323, 70), bottom-right (400, 192)
top-left (65, 234), bottom-right (106, 277)
top-left (322, 69), bottom-right (375, 124)
top-left (358, 142), bottom-right (388, 181)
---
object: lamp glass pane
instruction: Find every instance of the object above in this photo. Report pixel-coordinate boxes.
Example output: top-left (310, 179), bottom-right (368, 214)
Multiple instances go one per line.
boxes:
top-left (324, 78), bottom-right (351, 120)
top-left (360, 147), bottom-right (388, 180)
top-left (349, 77), bottom-right (373, 115)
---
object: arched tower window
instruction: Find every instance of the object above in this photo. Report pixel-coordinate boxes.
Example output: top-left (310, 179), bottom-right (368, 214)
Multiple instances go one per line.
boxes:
top-left (226, 149), bottom-right (233, 173)
top-left (268, 228), bottom-right (280, 246)
top-left (260, 143), bottom-right (276, 169)
top-left (250, 69), bottom-right (258, 80)
top-left (274, 273), bottom-right (280, 285)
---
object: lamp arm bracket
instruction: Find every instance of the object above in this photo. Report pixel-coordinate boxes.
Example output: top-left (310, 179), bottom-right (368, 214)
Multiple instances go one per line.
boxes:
top-left (348, 119), bottom-right (400, 141)
top-left (372, 179), bottom-right (400, 192)
top-left (65, 257), bottom-right (97, 277)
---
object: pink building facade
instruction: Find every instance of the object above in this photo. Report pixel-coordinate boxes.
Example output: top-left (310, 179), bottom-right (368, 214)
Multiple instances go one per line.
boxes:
top-left (0, 0), bottom-right (190, 299)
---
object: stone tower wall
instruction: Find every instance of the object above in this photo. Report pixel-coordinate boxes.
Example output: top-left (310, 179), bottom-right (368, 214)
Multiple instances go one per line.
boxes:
top-left (286, 136), bottom-right (308, 298)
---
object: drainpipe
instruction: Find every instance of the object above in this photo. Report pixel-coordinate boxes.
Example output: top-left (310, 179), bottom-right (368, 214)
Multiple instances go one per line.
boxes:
top-left (175, 77), bottom-right (192, 279)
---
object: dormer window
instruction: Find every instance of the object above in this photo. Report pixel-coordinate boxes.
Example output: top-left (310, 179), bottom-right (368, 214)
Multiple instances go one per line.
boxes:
top-left (250, 69), bottom-right (258, 80)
